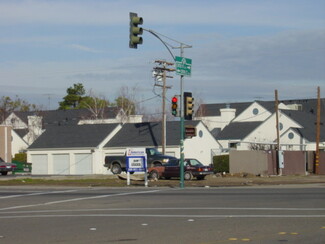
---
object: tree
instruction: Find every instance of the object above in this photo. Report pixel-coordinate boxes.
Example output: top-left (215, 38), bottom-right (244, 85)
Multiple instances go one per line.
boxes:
top-left (0, 95), bottom-right (37, 123)
top-left (114, 96), bottom-right (135, 115)
top-left (112, 86), bottom-right (137, 116)
top-left (79, 90), bottom-right (109, 119)
top-left (59, 83), bottom-right (86, 110)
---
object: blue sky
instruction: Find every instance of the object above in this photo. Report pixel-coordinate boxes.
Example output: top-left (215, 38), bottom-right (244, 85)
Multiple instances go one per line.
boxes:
top-left (0, 0), bottom-right (324, 112)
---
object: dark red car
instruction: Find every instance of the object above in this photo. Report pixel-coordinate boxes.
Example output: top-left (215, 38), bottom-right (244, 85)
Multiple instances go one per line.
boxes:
top-left (148, 158), bottom-right (214, 181)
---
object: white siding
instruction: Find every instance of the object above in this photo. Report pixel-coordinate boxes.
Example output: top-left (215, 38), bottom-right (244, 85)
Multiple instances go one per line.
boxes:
top-left (233, 102), bottom-right (271, 122)
top-left (184, 122), bottom-right (220, 165)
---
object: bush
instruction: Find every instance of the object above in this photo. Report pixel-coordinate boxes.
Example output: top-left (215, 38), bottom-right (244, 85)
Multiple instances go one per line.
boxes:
top-left (213, 155), bottom-right (229, 173)
top-left (12, 153), bottom-right (27, 163)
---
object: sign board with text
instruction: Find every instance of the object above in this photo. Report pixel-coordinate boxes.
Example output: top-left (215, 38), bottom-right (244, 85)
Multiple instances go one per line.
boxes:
top-left (175, 56), bottom-right (192, 76)
top-left (126, 148), bottom-right (147, 172)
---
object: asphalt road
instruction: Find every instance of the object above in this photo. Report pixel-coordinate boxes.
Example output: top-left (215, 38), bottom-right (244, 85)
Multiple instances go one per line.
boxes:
top-left (0, 185), bottom-right (324, 244)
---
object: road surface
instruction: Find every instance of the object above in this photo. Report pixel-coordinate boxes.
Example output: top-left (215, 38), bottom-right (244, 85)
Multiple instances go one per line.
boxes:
top-left (0, 185), bottom-right (324, 243)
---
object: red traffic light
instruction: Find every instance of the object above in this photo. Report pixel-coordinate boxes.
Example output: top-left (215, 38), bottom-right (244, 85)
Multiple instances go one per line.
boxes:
top-left (172, 97), bottom-right (178, 103)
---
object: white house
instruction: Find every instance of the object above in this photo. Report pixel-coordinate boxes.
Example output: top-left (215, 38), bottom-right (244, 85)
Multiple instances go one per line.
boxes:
top-left (27, 121), bottom-right (221, 175)
top-left (2, 107), bottom-right (137, 159)
top-left (27, 124), bottom-right (122, 175)
top-left (196, 98), bottom-right (325, 152)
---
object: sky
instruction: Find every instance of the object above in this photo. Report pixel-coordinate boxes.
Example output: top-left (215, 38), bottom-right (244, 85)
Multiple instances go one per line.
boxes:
top-left (0, 0), bottom-right (324, 112)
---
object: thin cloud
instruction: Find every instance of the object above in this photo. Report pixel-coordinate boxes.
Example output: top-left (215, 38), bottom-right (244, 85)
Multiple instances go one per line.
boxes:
top-left (69, 44), bottom-right (101, 53)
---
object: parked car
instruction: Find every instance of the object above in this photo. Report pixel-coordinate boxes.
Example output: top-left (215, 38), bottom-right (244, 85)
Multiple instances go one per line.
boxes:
top-left (104, 148), bottom-right (177, 174)
top-left (148, 158), bottom-right (214, 181)
top-left (0, 157), bottom-right (17, 176)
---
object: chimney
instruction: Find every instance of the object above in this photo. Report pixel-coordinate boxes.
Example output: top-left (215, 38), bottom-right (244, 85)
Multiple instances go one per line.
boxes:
top-left (220, 105), bottom-right (236, 125)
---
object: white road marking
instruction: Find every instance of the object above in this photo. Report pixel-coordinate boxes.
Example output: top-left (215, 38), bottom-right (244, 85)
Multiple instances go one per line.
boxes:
top-left (0, 190), bottom-right (78, 199)
top-left (0, 189), bottom-right (161, 211)
top-left (0, 214), bottom-right (324, 219)
top-left (1, 206), bottom-right (325, 214)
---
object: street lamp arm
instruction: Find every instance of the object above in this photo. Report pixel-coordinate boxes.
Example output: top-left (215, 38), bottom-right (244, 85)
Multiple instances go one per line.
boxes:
top-left (144, 29), bottom-right (175, 60)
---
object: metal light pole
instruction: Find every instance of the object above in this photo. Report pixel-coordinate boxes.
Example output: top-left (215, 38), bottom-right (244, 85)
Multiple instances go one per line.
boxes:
top-left (173, 44), bottom-right (192, 188)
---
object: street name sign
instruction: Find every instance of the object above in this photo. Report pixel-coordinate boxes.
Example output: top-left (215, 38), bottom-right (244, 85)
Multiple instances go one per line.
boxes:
top-left (175, 56), bottom-right (192, 76)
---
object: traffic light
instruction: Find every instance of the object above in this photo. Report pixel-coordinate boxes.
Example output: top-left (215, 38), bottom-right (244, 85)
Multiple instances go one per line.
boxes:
top-left (129, 12), bottom-right (143, 49)
top-left (184, 92), bottom-right (194, 120)
top-left (171, 96), bottom-right (178, 116)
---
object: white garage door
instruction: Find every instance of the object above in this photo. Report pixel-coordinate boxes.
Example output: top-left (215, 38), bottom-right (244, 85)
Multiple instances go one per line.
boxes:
top-left (75, 153), bottom-right (92, 174)
top-left (31, 154), bottom-right (48, 175)
top-left (53, 154), bottom-right (70, 175)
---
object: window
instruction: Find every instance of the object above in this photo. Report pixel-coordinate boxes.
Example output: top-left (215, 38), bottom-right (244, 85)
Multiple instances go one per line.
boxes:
top-left (253, 108), bottom-right (259, 115)
top-left (288, 132), bottom-right (294, 139)
top-left (229, 142), bottom-right (237, 149)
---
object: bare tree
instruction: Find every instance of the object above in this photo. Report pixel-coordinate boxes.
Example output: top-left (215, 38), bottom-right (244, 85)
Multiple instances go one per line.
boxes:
top-left (80, 89), bottom-right (109, 119)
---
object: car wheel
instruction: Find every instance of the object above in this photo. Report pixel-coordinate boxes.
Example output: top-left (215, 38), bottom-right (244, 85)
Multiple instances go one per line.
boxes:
top-left (196, 176), bottom-right (205, 180)
top-left (184, 171), bottom-right (193, 181)
top-left (149, 170), bottom-right (159, 180)
top-left (111, 163), bottom-right (122, 174)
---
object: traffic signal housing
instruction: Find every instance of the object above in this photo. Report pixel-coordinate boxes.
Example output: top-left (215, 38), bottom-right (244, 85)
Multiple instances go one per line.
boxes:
top-left (171, 96), bottom-right (178, 116)
top-left (129, 12), bottom-right (143, 49)
top-left (184, 92), bottom-right (194, 120)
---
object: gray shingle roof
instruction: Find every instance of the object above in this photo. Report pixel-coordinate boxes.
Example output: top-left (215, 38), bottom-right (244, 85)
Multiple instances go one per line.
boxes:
top-left (281, 110), bottom-right (325, 141)
top-left (28, 124), bottom-right (120, 149)
top-left (216, 122), bottom-right (263, 140)
top-left (197, 98), bottom-right (325, 117)
top-left (196, 102), bottom-right (251, 117)
top-left (105, 121), bottom-right (200, 148)
top-left (13, 129), bottom-right (28, 138)
top-left (13, 107), bottom-right (120, 127)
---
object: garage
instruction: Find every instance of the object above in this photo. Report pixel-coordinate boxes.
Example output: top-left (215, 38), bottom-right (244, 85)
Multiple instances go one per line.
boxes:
top-left (74, 153), bottom-right (92, 174)
top-left (53, 154), bottom-right (70, 175)
top-left (30, 154), bottom-right (48, 174)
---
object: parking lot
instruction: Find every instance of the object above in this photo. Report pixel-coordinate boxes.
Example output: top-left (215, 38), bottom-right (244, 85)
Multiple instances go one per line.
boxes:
top-left (0, 185), bottom-right (325, 243)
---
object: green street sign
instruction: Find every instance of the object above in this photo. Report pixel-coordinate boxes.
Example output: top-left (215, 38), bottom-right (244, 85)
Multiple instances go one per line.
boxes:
top-left (175, 56), bottom-right (192, 76)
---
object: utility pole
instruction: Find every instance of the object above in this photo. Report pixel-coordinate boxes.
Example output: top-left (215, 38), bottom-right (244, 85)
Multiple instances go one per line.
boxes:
top-left (275, 90), bottom-right (282, 175)
top-left (315, 86), bottom-right (321, 174)
top-left (153, 60), bottom-right (174, 154)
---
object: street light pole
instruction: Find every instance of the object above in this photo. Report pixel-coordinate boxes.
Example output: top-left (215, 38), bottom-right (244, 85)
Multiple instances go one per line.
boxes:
top-left (142, 27), bottom-right (192, 188)
top-left (173, 44), bottom-right (192, 188)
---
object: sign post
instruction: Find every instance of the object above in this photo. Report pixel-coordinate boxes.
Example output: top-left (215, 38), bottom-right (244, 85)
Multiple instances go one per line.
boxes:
top-left (126, 148), bottom-right (148, 187)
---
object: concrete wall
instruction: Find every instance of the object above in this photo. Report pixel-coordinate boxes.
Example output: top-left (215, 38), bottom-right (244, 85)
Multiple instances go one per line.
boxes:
top-left (230, 150), bottom-right (310, 176)
top-left (230, 150), bottom-right (269, 175)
